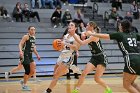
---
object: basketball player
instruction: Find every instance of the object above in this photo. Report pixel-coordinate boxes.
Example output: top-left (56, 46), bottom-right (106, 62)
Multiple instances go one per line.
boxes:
top-left (44, 21), bottom-right (80, 93)
top-left (69, 21), bottom-right (112, 93)
top-left (19, 26), bottom-right (40, 91)
top-left (87, 19), bottom-right (140, 93)
top-left (62, 28), bottom-right (80, 79)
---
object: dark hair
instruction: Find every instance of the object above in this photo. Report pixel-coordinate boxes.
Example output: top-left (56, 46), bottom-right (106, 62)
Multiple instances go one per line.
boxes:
top-left (71, 20), bottom-right (78, 28)
top-left (56, 6), bottom-right (61, 10)
top-left (120, 19), bottom-right (132, 33)
top-left (28, 26), bottom-right (34, 30)
top-left (16, 2), bottom-right (21, 7)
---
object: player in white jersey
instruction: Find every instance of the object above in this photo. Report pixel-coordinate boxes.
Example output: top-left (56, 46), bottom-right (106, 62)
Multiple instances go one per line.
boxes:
top-left (44, 21), bottom-right (80, 93)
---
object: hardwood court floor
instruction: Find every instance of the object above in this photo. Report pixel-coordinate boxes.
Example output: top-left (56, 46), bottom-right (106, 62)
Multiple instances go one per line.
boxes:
top-left (0, 74), bottom-right (140, 93)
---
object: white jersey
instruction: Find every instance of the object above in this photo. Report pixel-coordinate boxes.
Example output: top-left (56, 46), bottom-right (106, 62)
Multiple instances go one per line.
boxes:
top-left (57, 34), bottom-right (75, 65)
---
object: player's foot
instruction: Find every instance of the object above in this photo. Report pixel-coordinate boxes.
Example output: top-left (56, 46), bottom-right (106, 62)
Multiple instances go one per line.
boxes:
top-left (20, 79), bottom-right (24, 86)
top-left (34, 78), bottom-right (42, 82)
top-left (67, 76), bottom-right (71, 80)
top-left (44, 88), bottom-right (52, 93)
top-left (44, 90), bottom-right (51, 93)
top-left (72, 89), bottom-right (79, 93)
top-left (70, 65), bottom-right (81, 74)
top-left (22, 85), bottom-right (31, 91)
top-left (74, 76), bottom-right (79, 79)
top-left (5, 72), bottom-right (9, 81)
top-left (104, 87), bottom-right (112, 93)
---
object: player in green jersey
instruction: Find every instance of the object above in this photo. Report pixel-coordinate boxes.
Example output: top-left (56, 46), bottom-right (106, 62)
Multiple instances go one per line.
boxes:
top-left (87, 19), bottom-right (140, 93)
top-left (19, 26), bottom-right (40, 91)
top-left (70, 21), bottom-right (112, 93)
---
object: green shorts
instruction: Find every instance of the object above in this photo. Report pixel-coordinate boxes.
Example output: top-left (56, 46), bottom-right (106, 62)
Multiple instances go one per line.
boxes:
top-left (124, 54), bottom-right (140, 75)
top-left (22, 52), bottom-right (34, 64)
top-left (89, 53), bottom-right (108, 67)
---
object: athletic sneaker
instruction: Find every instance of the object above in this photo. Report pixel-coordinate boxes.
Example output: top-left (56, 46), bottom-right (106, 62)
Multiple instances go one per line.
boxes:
top-left (71, 89), bottom-right (79, 93)
top-left (22, 85), bottom-right (31, 91)
top-left (20, 79), bottom-right (24, 86)
top-left (44, 88), bottom-right (52, 93)
top-left (44, 90), bottom-right (51, 93)
top-left (70, 65), bottom-right (81, 74)
top-left (5, 72), bottom-right (9, 81)
top-left (104, 87), bottom-right (112, 93)
top-left (34, 78), bottom-right (42, 82)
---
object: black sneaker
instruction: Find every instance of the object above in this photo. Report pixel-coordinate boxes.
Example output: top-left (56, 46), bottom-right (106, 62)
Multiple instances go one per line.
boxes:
top-left (67, 76), bottom-right (71, 80)
top-left (44, 90), bottom-right (50, 93)
top-left (44, 88), bottom-right (52, 93)
top-left (74, 76), bottom-right (79, 79)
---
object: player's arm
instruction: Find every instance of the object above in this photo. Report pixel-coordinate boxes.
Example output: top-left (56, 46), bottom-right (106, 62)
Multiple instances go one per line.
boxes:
top-left (33, 46), bottom-right (40, 60)
top-left (19, 35), bottom-right (28, 56)
top-left (87, 31), bottom-right (110, 40)
top-left (73, 34), bottom-right (98, 45)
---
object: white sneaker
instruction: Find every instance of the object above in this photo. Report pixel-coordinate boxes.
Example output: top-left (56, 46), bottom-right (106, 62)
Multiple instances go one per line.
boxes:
top-left (53, 25), bottom-right (57, 28)
top-left (3, 14), bottom-right (6, 18)
top-left (70, 65), bottom-right (81, 74)
top-left (34, 78), bottom-right (42, 82)
top-left (22, 85), bottom-right (31, 91)
top-left (5, 72), bottom-right (9, 81)
top-left (20, 79), bottom-right (24, 87)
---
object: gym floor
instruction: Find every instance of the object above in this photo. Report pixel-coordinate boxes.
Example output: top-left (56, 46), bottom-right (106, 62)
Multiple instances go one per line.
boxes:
top-left (0, 74), bottom-right (139, 93)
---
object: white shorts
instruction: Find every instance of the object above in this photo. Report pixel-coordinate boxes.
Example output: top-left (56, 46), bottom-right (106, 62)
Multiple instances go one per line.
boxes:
top-left (57, 52), bottom-right (74, 66)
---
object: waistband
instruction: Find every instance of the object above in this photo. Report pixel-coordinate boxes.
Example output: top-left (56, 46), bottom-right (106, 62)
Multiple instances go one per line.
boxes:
top-left (127, 53), bottom-right (140, 55)
top-left (92, 51), bottom-right (104, 56)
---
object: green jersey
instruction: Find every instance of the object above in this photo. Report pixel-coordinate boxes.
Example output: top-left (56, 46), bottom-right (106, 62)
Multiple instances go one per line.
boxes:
top-left (110, 32), bottom-right (140, 56)
top-left (23, 35), bottom-right (36, 53)
top-left (88, 39), bottom-right (107, 67)
top-left (88, 40), bottom-right (104, 55)
top-left (22, 35), bottom-right (35, 64)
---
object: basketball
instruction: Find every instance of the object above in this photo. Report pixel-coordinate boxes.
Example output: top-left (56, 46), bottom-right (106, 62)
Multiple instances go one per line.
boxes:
top-left (52, 39), bottom-right (63, 51)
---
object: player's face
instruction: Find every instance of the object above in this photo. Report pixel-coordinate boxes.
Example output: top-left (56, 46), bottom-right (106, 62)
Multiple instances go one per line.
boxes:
top-left (118, 23), bottom-right (123, 32)
top-left (29, 27), bottom-right (36, 36)
top-left (86, 23), bottom-right (90, 31)
top-left (86, 23), bottom-right (93, 32)
top-left (68, 22), bottom-right (76, 33)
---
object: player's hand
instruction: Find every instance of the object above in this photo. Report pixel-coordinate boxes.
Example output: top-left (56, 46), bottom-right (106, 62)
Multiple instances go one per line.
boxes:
top-left (81, 32), bottom-right (86, 40)
top-left (19, 51), bottom-right (23, 58)
top-left (76, 51), bottom-right (79, 57)
top-left (37, 55), bottom-right (41, 61)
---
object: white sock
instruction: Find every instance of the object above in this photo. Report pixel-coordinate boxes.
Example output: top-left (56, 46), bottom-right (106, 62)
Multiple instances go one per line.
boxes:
top-left (75, 87), bottom-right (80, 90)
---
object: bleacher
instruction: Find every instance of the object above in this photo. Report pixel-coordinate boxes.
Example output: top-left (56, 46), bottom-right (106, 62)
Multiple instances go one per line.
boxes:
top-left (0, 0), bottom-right (140, 78)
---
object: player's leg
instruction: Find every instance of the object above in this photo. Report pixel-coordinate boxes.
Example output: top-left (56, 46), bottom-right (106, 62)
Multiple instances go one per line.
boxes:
top-left (32, 62), bottom-right (42, 82)
top-left (21, 62), bottom-right (35, 91)
top-left (5, 62), bottom-right (23, 81)
top-left (123, 72), bottom-right (139, 93)
top-left (95, 65), bottom-right (112, 93)
top-left (21, 64), bottom-right (31, 91)
top-left (45, 62), bottom-right (68, 93)
top-left (72, 62), bottom-right (95, 93)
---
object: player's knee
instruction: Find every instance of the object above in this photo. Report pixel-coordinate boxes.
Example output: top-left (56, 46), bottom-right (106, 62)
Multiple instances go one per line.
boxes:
top-left (94, 77), bottom-right (101, 83)
top-left (25, 70), bottom-right (30, 75)
top-left (29, 71), bottom-right (34, 76)
top-left (81, 71), bottom-right (88, 77)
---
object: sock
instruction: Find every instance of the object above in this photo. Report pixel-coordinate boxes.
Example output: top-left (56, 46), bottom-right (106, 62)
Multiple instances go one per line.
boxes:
top-left (8, 72), bottom-right (11, 75)
top-left (75, 87), bottom-right (80, 90)
top-left (46, 88), bottom-right (52, 93)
